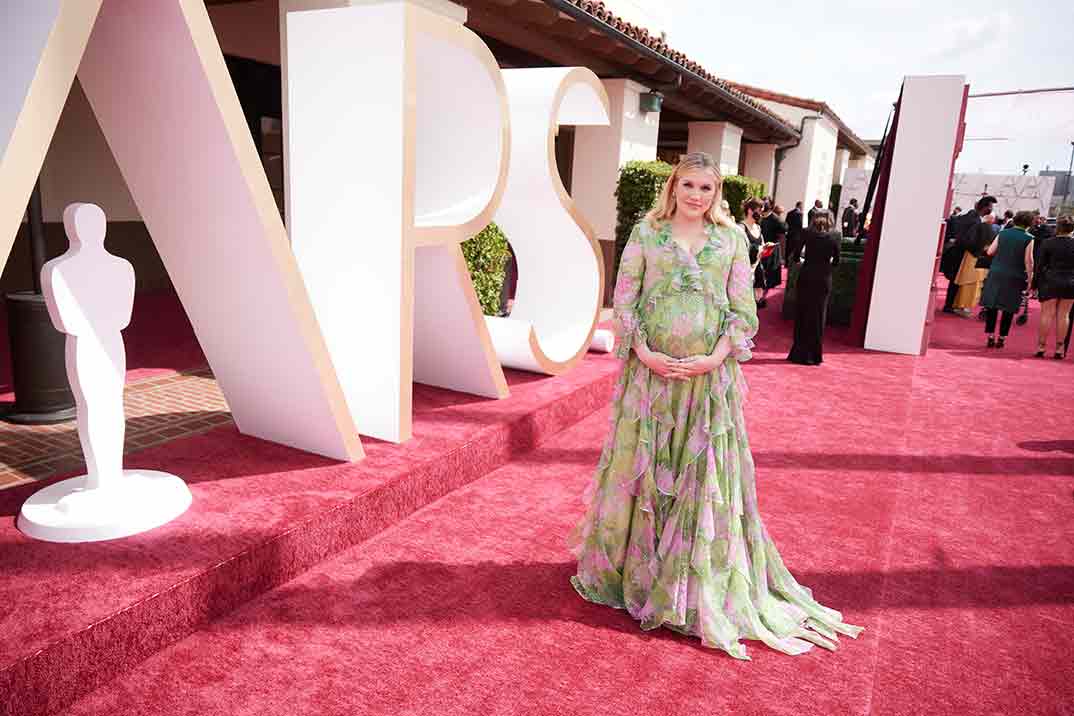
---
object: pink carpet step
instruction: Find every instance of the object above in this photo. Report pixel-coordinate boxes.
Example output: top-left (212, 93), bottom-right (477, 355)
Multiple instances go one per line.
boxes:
top-left (0, 354), bottom-right (621, 716)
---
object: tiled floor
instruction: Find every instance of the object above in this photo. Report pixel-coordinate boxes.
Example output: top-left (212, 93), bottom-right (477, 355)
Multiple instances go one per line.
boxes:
top-left (0, 367), bottom-right (230, 489)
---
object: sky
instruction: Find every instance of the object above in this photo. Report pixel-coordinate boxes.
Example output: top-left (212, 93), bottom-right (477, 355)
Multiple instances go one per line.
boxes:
top-left (660, 0), bottom-right (1074, 177)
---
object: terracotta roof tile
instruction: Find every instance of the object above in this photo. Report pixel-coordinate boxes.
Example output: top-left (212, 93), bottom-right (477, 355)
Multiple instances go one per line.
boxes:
top-left (723, 80), bottom-right (873, 156)
top-left (559, 0), bottom-right (796, 136)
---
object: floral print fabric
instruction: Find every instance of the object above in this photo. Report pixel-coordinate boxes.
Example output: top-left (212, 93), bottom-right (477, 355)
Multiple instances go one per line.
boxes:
top-left (570, 220), bottom-right (862, 659)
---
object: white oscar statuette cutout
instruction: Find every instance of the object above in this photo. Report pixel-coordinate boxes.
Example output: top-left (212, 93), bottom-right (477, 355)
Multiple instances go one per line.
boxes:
top-left (18, 204), bottom-right (193, 543)
top-left (486, 68), bottom-right (610, 373)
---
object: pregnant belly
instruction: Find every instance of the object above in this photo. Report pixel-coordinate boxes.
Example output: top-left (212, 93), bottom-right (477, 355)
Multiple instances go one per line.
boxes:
top-left (642, 298), bottom-right (719, 359)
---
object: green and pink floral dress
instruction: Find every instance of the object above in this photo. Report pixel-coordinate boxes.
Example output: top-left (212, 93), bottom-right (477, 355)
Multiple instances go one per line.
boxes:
top-left (570, 219), bottom-right (862, 659)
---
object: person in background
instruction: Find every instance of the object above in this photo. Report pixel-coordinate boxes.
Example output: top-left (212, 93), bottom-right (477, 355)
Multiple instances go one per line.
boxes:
top-left (1002, 209), bottom-right (1015, 229)
top-left (990, 215), bottom-right (1003, 237)
top-left (788, 212), bottom-right (840, 366)
top-left (807, 199), bottom-right (825, 226)
top-left (952, 213), bottom-right (995, 316)
top-left (761, 203), bottom-right (787, 292)
top-left (740, 197), bottom-right (769, 307)
top-left (942, 195), bottom-right (996, 313)
top-left (786, 200), bottom-right (804, 265)
top-left (498, 246), bottom-right (518, 316)
top-left (980, 210), bottom-right (1035, 348)
top-left (944, 205), bottom-right (964, 244)
top-left (1034, 214), bottom-right (1074, 359)
top-left (1028, 212), bottom-right (1054, 295)
top-left (841, 198), bottom-right (859, 238)
top-left (945, 194), bottom-right (992, 311)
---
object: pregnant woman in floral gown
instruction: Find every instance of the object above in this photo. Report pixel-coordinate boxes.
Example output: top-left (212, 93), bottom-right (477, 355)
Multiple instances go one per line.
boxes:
top-left (570, 152), bottom-right (862, 660)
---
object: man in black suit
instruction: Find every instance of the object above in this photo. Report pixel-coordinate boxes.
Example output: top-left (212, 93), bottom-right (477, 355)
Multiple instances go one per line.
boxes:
top-left (807, 199), bottom-right (825, 225)
top-left (786, 201), bottom-right (804, 265)
top-left (941, 195), bottom-right (996, 313)
top-left (762, 203), bottom-right (788, 264)
top-left (841, 198), bottom-right (860, 238)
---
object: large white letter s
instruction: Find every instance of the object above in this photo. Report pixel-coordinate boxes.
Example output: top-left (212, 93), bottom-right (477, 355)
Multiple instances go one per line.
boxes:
top-left (487, 68), bottom-right (610, 374)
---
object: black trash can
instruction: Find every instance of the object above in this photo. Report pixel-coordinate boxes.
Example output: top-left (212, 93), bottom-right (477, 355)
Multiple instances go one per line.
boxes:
top-left (2, 291), bottom-right (76, 424)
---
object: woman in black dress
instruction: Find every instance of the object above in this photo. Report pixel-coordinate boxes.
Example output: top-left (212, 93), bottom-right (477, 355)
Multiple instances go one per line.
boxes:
top-left (788, 212), bottom-right (840, 365)
top-left (760, 203), bottom-right (786, 293)
top-left (739, 197), bottom-right (768, 307)
top-left (1034, 214), bottom-right (1074, 359)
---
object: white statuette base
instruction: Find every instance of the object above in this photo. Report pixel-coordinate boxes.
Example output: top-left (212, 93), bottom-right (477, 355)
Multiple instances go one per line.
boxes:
top-left (18, 470), bottom-right (193, 543)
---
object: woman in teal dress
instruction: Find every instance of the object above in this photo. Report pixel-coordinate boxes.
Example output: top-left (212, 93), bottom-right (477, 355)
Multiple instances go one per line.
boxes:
top-left (570, 152), bottom-right (862, 660)
top-left (980, 210), bottom-right (1035, 348)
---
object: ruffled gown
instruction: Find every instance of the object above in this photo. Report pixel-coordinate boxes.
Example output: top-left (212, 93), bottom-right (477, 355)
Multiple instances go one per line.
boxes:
top-left (570, 219), bottom-right (862, 660)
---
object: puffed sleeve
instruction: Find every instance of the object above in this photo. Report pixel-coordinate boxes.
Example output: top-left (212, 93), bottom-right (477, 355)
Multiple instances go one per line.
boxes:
top-left (722, 226), bottom-right (759, 362)
top-left (612, 223), bottom-right (646, 360)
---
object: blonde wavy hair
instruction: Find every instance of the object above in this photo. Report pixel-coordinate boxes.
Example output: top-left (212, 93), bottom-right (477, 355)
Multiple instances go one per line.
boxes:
top-left (646, 152), bottom-right (736, 229)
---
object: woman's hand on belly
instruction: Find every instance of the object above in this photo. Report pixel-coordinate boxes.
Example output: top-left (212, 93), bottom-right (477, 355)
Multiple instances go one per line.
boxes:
top-left (666, 335), bottom-right (732, 380)
top-left (635, 341), bottom-right (693, 381)
top-left (667, 353), bottom-right (720, 379)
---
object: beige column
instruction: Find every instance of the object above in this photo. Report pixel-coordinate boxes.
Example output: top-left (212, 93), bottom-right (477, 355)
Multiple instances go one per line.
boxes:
top-left (686, 121), bottom-right (743, 178)
top-left (833, 147), bottom-right (851, 186)
top-left (849, 153), bottom-right (875, 172)
top-left (572, 79), bottom-right (660, 243)
top-left (571, 78), bottom-right (660, 305)
top-left (774, 116), bottom-right (838, 211)
top-left (741, 142), bottom-right (776, 195)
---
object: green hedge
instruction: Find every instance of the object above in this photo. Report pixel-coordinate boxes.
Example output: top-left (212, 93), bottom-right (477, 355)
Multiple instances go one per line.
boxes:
top-left (722, 175), bottom-right (767, 222)
top-left (829, 256), bottom-right (861, 325)
top-left (462, 222), bottom-right (511, 316)
top-left (611, 162), bottom-right (766, 280)
top-left (782, 255), bottom-right (863, 326)
top-left (613, 160), bottom-right (674, 279)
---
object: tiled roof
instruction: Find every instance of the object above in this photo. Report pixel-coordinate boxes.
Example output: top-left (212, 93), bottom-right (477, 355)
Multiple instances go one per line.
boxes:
top-left (723, 81), bottom-right (827, 112)
top-left (723, 80), bottom-right (873, 156)
top-left (557, 0), bottom-right (797, 136)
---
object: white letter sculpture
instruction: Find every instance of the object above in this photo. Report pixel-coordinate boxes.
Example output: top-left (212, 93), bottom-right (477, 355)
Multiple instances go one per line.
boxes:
top-left (285, 1), bottom-right (509, 442)
top-left (18, 204), bottom-right (193, 543)
top-left (487, 68), bottom-right (610, 373)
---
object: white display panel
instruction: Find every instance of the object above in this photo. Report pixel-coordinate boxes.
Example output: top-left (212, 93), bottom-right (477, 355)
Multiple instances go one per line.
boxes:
top-left (952, 173), bottom-right (1056, 217)
top-left (865, 75), bottom-right (966, 356)
top-left (838, 167), bottom-right (870, 229)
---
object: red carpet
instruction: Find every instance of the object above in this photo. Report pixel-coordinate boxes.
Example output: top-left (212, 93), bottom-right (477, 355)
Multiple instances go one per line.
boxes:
top-left (4, 279), bottom-right (1073, 716)
top-left (33, 279), bottom-right (1074, 716)
top-left (0, 325), bottom-right (622, 716)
